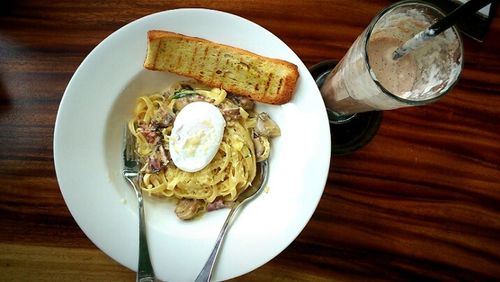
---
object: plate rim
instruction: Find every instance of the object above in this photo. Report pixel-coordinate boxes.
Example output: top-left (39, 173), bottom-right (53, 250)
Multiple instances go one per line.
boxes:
top-left (54, 7), bottom-right (331, 281)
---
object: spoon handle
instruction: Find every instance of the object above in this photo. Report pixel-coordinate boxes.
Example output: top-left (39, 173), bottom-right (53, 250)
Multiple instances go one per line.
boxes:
top-left (194, 203), bottom-right (242, 282)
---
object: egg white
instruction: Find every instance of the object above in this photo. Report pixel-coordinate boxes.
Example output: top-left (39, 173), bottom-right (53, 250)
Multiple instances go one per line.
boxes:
top-left (169, 101), bottom-right (226, 172)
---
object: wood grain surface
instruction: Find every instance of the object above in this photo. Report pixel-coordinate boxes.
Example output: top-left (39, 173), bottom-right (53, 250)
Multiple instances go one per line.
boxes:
top-left (1, 0), bottom-right (499, 281)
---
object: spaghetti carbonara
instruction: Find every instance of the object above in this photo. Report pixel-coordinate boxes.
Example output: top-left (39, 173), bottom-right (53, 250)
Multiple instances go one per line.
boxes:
top-left (128, 81), bottom-right (280, 220)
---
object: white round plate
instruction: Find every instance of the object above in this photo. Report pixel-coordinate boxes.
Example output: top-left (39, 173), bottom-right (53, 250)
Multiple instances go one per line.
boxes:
top-left (54, 8), bottom-right (330, 282)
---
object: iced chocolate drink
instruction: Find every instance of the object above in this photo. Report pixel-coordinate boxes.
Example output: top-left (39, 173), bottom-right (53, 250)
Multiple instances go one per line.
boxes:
top-left (320, 1), bottom-right (463, 116)
top-left (368, 37), bottom-right (417, 95)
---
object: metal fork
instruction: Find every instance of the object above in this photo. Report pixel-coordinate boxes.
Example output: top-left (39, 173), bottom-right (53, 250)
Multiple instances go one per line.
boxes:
top-left (123, 128), bottom-right (156, 282)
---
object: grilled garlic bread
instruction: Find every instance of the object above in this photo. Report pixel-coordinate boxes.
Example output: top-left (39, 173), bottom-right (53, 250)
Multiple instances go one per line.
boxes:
top-left (144, 30), bottom-right (299, 105)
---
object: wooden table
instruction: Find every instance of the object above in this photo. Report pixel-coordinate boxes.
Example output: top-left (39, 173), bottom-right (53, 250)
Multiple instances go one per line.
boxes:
top-left (1, 1), bottom-right (499, 281)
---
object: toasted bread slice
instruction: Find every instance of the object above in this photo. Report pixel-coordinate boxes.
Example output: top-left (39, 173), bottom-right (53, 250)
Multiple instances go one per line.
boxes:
top-left (144, 30), bottom-right (299, 105)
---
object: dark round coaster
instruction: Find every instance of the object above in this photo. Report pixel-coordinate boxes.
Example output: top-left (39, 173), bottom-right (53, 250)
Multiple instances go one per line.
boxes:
top-left (309, 60), bottom-right (382, 155)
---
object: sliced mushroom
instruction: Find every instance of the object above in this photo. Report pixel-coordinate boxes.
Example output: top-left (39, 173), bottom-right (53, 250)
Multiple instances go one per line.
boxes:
top-left (252, 135), bottom-right (271, 162)
top-left (175, 199), bottom-right (205, 220)
top-left (255, 112), bottom-right (281, 137)
top-left (153, 108), bottom-right (174, 128)
top-left (230, 94), bottom-right (255, 111)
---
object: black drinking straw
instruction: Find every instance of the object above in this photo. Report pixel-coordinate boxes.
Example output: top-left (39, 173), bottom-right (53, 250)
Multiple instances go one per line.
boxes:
top-left (393, 0), bottom-right (496, 60)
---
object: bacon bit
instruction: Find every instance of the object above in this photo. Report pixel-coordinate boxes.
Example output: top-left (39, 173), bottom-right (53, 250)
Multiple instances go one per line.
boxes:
top-left (222, 108), bottom-right (241, 121)
top-left (148, 156), bottom-right (161, 173)
top-left (138, 123), bottom-right (159, 144)
top-left (207, 199), bottom-right (226, 211)
top-left (146, 145), bottom-right (169, 174)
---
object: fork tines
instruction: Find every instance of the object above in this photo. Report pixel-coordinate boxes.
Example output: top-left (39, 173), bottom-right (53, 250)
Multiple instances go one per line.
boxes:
top-left (124, 127), bottom-right (139, 170)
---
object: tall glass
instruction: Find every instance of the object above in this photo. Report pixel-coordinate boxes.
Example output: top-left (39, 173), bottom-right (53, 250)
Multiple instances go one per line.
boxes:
top-left (315, 0), bottom-right (463, 154)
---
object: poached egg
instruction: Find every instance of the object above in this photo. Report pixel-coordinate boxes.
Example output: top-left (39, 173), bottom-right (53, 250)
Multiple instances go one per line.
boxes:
top-left (169, 101), bottom-right (226, 172)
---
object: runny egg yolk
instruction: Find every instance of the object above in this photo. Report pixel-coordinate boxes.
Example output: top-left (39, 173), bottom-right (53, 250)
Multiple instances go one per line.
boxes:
top-left (169, 101), bottom-right (226, 172)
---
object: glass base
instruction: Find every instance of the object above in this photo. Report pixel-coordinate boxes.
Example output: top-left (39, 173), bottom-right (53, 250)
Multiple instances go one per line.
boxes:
top-left (309, 60), bottom-right (382, 155)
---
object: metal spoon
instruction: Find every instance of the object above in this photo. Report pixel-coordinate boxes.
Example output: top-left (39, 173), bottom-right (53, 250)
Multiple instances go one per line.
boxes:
top-left (195, 159), bottom-right (269, 282)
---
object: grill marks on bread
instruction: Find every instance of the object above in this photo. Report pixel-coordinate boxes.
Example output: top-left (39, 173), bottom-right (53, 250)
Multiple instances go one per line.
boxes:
top-left (144, 30), bottom-right (299, 105)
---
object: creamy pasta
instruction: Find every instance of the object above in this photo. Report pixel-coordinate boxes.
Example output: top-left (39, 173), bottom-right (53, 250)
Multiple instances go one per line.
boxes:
top-left (128, 81), bottom-right (280, 219)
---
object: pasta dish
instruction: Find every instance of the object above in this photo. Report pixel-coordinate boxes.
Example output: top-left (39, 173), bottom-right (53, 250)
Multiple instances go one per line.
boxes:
top-left (128, 81), bottom-right (280, 220)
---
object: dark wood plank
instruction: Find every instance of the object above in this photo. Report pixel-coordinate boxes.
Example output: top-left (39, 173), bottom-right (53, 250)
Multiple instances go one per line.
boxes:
top-left (1, 0), bottom-right (499, 281)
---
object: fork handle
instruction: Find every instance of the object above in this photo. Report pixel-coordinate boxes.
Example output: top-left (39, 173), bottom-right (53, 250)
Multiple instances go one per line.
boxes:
top-left (126, 176), bottom-right (156, 282)
top-left (138, 194), bottom-right (155, 282)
